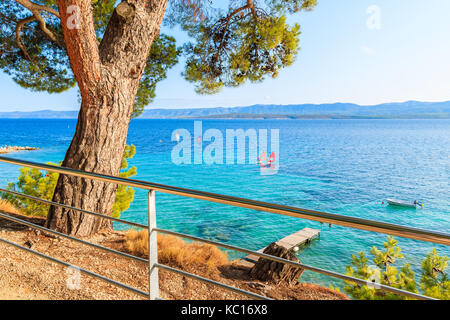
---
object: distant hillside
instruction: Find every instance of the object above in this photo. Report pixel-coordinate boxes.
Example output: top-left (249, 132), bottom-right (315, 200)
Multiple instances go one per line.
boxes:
top-left (1, 101), bottom-right (450, 119)
top-left (187, 113), bottom-right (450, 120)
top-left (0, 110), bottom-right (78, 119)
top-left (139, 101), bottom-right (450, 118)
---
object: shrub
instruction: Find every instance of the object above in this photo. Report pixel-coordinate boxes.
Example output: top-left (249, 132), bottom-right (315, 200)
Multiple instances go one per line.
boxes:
top-left (112, 144), bottom-right (137, 218)
top-left (344, 236), bottom-right (449, 300)
top-left (420, 248), bottom-right (450, 299)
top-left (1, 164), bottom-right (59, 216)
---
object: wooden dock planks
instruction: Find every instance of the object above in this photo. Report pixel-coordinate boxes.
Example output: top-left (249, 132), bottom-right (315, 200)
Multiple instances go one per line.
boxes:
top-left (245, 227), bottom-right (320, 263)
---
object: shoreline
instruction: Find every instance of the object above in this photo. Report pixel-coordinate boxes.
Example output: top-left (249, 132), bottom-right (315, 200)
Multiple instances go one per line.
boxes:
top-left (0, 146), bottom-right (39, 154)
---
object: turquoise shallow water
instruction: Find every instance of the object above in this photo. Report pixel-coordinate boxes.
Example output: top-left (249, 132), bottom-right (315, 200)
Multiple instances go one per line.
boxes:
top-left (0, 119), bottom-right (449, 289)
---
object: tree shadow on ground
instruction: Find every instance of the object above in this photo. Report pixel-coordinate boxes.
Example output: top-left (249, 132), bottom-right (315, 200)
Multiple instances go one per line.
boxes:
top-left (0, 210), bottom-right (45, 231)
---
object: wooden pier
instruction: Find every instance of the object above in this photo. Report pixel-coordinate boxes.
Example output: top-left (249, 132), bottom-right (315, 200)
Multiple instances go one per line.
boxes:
top-left (245, 227), bottom-right (320, 263)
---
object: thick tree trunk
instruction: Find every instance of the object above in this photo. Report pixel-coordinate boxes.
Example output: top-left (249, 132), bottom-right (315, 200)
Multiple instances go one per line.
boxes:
top-left (45, 81), bottom-right (135, 235)
top-left (45, 0), bottom-right (168, 236)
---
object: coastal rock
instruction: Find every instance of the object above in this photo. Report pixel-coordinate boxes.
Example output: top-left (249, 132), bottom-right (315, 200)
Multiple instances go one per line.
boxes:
top-left (0, 146), bottom-right (39, 154)
top-left (249, 242), bottom-right (304, 285)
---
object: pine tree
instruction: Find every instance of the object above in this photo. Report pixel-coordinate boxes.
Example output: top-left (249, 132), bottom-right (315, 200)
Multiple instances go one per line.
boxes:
top-left (420, 249), bottom-right (450, 299)
top-left (344, 236), bottom-right (418, 300)
top-left (111, 145), bottom-right (137, 219)
top-left (345, 236), bottom-right (449, 300)
top-left (1, 164), bottom-right (60, 217)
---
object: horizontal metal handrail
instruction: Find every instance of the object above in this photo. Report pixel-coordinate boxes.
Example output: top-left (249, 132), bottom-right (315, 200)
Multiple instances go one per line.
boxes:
top-left (0, 210), bottom-right (148, 264)
top-left (0, 207), bottom-right (434, 301)
top-left (0, 188), bottom-right (148, 229)
top-left (154, 227), bottom-right (435, 300)
top-left (154, 263), bottom-right (271, 300)
top-left (0, 237), bottom-right (149, 298)
top-left (1, 156), bottom-right (449, 246)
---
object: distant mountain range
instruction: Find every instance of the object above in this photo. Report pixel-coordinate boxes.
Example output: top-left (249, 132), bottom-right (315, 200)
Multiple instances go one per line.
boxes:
top-left (1, 101), bottom-right (450, 119)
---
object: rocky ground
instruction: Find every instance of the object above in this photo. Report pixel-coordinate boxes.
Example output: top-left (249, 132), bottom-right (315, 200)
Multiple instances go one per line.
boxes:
top-left (0, 211), bottom-right (348, 300)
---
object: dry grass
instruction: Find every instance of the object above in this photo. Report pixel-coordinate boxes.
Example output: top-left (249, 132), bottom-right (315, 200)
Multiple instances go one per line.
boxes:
top-left (0, 200), bottom-right (22, 215)
top-left (125, 230), bottom-right (229, 274)
top-left (124, 230), bottom-right (348, 300)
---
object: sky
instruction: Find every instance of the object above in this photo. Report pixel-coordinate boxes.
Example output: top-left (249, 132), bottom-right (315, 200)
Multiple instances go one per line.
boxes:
top-left (1, 0), bottom-right (450, 112)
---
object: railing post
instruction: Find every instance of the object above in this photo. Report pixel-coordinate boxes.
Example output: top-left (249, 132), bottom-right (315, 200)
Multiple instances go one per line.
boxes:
top-left (148, 190), bottom-right (159, 300)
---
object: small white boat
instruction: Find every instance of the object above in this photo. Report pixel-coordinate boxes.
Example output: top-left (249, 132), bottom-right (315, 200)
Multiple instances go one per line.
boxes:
top-left (386, 199), bottom-right (423, 208)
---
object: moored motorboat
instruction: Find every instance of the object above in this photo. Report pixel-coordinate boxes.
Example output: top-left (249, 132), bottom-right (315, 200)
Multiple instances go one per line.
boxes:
top-left (386, 198), bottom-right (423, 208)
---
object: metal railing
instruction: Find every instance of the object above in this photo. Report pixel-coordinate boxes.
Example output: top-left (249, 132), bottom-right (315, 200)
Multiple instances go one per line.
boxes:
top-left (0, 155), bottom-right (448, 300)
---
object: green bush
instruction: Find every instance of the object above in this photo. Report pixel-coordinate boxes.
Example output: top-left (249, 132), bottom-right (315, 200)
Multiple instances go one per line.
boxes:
top-left (420, 249), bottom-right (449, 299)
top-left (1, 144), bottom-right (138, 219)
top-left (344, 236), bottom-right (449, 300)
top-left (1, 164), bottom-right (60, 217)
top-left (112, 144), bottom-right (137, 219)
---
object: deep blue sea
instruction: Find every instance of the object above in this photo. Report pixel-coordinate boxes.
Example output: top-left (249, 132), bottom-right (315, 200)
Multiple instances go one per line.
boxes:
top-left (0, 119), bottom-right (449, 289)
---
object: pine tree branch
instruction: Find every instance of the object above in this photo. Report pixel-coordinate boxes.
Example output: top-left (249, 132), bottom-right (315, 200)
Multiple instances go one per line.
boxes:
top-left (14, 0), bottom-right (63, 48)
top-left (56, 0), bottom-right (102, 102)
top-left (14, 0), bottom-right (60, 18)
top-left (247, 0), bottom-right (258, 20)
top-left (0, 11), bottom-right (19, 23)
top-left (15, 15), bottom-right (36, 61)
top-left (99, 0), bottom-right (169, 74)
